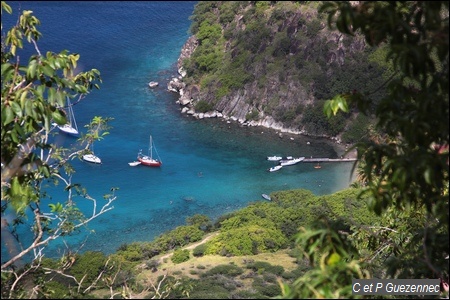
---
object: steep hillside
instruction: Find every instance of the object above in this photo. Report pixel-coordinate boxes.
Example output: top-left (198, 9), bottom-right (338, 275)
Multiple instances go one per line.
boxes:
top-left (170, 1), bottom-right (388, 143)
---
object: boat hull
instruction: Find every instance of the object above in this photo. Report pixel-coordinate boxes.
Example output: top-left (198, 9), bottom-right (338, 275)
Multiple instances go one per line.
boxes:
top-left (269, 165), bottom-right (282, 172)
top-left (280, 157), bottom-right (305, 166)
top-left (58, 124), bottom-right (79, 136)
top-left (267, 156), bottom-right (282, 161)
top-left (83, 154), bottom-right (101, 164)
top-left (262, 194), bottom-right (271, 200)
top-left (138, 156), bottom-right (162, 167)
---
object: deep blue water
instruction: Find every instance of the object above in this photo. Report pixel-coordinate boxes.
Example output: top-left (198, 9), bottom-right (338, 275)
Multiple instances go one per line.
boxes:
top-left (2, 1), bottom-right (355, 259)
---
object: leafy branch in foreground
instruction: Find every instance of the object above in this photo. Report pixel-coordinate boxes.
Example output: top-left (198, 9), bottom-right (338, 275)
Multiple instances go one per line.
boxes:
top-left (1, 2), bottom-right (117, 298)
top-left (281, 1), bottom-right (448, 298)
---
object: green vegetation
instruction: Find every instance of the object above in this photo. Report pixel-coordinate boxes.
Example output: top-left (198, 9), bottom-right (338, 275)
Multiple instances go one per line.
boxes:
top-left (1, 2), bottom-right (116, 298)
top-left (193, 244), bottom-right (208, 257)
top-left (281, 1), bottom-right (449, 298)
top-left (182, 1), bottom-right (389, 139)
top-left (194, 100), bottom-right (214, 113)
top-left (171, 249), bottom-right (191, 264)
top-left (2, 1), bottom-right (447, 299)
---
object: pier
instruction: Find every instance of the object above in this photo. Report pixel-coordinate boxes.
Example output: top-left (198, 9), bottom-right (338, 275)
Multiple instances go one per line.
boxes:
top-left (302, 157), bottom-right (357, 163)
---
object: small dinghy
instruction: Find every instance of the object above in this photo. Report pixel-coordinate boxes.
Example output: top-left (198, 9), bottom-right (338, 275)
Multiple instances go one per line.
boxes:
top-left (262, 194), bottom-right (271, 201)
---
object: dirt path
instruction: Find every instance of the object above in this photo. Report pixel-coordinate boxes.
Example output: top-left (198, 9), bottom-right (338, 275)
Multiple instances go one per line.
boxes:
top-left (158, 232), bottom-right (219, 262)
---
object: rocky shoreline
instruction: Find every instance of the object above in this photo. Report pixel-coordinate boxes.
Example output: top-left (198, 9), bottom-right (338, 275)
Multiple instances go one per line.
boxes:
top-left (166, 35), bottom-right (356, 159)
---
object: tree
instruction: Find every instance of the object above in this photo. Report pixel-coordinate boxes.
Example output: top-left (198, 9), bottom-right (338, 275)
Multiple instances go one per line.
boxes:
top-left (1, 2), bottom-right (116, 297)
top-left (281, 1), bottom-right (449, 298)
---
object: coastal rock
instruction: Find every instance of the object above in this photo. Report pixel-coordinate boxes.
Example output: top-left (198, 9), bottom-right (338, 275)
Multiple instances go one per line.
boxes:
top-left (178, 67), bottom-right (187, 77)
top-left (179, 94), bottom-right (191, 106)
top-left (177, 35), bottom-right (198, 70)
top-left (167, 78), bottom-right (185, 93)
top-left (204, 111), bottom-right (217, 118)
top-left (148, 81), bottom-right (159, 88)
top-left (170, 4), bottom-right (367, 145)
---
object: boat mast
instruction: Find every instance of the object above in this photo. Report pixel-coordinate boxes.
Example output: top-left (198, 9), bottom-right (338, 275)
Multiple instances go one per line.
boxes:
top-left (149, 135), bottom-right (153, 158)
top-left (67, 97), bottom-right (78, 132)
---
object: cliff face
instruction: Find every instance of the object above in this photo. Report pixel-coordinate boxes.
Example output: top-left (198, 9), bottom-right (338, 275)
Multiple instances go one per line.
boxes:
top-left (169, 1), bottom-right (384, 141)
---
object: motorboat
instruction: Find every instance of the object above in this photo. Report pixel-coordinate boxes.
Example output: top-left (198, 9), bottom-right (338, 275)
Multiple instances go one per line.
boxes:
top-left (262, 194), bottom-right (271, 201)
top-left (267, 156), bottom-right (282, 161)
top-left (269, 165), bottom-right (282, 172)
top-left (128, 161), bottom-right (141, 166)
top-left (280, 157), bottom-right (305, 166)
top-left (83, 153), bottom-right (101, 164)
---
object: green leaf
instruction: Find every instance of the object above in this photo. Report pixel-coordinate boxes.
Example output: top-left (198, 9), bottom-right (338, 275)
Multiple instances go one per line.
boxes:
top-left (423, 167), bottom-right (433, 185)
top-left (3, 106), bottom-right (14, 125)
top-left (10, 177), bottom-right (28, 213)
top-left (49, 202), bottom-right (63, 213)
top-left (10, 101), bottom-right (23, 117)
top-left (24, 98), bottom-right (33, 117)
top-left (327, 252), bottom-right (341, 266)
top-left (2, 1), bottom-right (13, 14)
top-left (337, 97), bottom-right (349, 112)
top-left (27, 59), bottom-right (38, 79)
top-left (52, 109), bottom-right (66, 124)
top-left (323, 100), bottom-right (333, 119)
top-left (42, 65), bottom-right (54, 77)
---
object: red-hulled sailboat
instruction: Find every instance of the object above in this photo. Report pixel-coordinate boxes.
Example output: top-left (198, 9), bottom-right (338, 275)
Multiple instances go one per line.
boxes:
top-left (137, 135), bottom-right (162, 167)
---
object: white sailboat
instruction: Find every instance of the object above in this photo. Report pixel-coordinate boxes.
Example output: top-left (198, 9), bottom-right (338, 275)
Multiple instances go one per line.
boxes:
top-left (58, 97), bottom-right (79, 136)
top-left (83, 143), bottom-right (102, 164)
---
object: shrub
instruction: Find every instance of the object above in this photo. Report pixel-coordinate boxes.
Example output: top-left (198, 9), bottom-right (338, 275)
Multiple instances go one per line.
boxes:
top-left (233, 290), bottom-right (265, 299)
top-left (145, 259), bottom-right (160, 270)
top-left (259, 284), bottom-right (282, 297)
top-left (194, 100), bottom-right (214, 113)
top-left (171, 249), bottom-right (190, 264)
top-left (201, 264), bottom-right (244, 277)
top-left (245, 109), bottom-right (259, 121)
top-left (193, 243), bottom-right (207, 257)
top-left (39, 280), bottom-right (71, 299)
top-left (281, 271), bottom-right (297, 280)
top-left (246, 261), bottom-right (285, 275)
top-left (206, 225), bottom-right (287, 256)
top-left (263, 273), bottom-right (278, 283)
top-left (69, 251), bottom-right (108, 285)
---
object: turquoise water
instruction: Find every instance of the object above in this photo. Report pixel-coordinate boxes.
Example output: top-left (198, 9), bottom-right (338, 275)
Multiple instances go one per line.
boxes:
top-left (2, 1), bottom-right (355, 258)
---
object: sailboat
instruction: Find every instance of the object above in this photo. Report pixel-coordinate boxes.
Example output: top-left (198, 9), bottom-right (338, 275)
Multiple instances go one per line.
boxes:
top-left (57, 97), bottom-right (79, 136)
top-left (82, 143), bottom-right (102, 164)
top-left (137, 135), bottom-right (162, 167)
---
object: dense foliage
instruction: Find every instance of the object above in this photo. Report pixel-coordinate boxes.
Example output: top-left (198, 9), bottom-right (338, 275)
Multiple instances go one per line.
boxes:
top-left (1, 2), bottom-right (115, 298)
top-left (2, 1), bottom-right (448, 299)
top-left (182, 1), bottom-right (389, 141)
top-left (280, 1), bottom-right (449, 298)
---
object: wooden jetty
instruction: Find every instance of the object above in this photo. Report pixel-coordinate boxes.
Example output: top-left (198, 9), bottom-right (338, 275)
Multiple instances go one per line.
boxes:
top-left (302, 157), bottom-right (357, 163)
